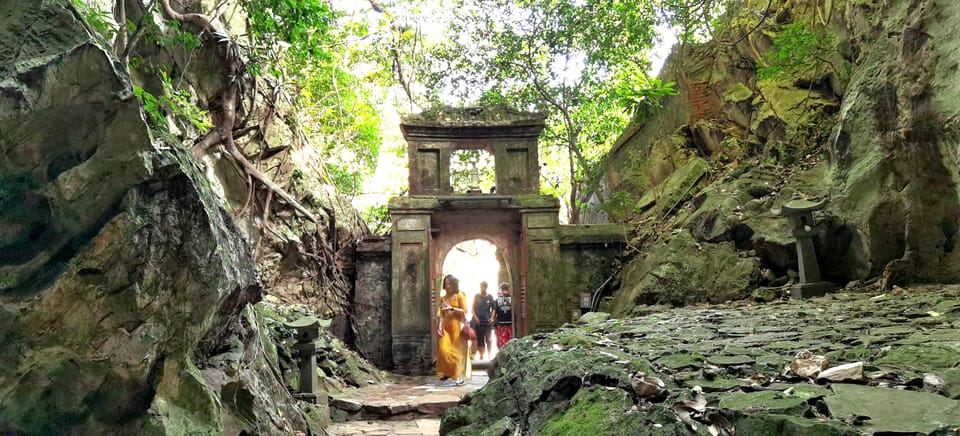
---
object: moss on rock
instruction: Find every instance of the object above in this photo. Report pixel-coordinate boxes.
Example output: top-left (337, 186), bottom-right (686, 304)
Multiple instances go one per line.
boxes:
top-left (611, 230), bottom-right (757, 313)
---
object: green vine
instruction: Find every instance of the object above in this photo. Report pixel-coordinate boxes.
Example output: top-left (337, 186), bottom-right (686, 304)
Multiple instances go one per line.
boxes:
top-left (757, 22), bottom-right (836, 81)
top-left (72, 0), bottom-right (117, 41)
top-left (133, 71), bottom-right (213, 133)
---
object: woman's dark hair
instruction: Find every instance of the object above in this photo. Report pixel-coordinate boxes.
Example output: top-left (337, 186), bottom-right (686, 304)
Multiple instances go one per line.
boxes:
top-left (443, 274), bottom-right (460, 293)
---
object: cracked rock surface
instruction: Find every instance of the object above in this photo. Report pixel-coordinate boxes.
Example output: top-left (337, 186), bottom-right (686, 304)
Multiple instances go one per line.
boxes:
top-left (442, 285), bottom-right (960, 435)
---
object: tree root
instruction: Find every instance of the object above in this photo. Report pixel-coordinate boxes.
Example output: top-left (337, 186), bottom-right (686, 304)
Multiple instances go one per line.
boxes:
top-left (158, 0), bottom-right (317, 223)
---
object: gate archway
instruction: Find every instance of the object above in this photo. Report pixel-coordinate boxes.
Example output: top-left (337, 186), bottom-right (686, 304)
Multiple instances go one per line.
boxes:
top-left (436, 238), bottom-right (512, 360)
top-left (388, 106), bottom-right (561, 374)
top-left (430, 211), bottom-right (523, 363)
top-left (353, 107), bottom-right (628, 374)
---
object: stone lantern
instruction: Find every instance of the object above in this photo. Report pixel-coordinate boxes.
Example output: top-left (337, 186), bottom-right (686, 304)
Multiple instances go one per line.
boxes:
top-left (467, 155), bottom-right (481, 193)
top-left (283, 316), bottom-right (329, 403)
top-left (771, 193), bottom-right (833, 299)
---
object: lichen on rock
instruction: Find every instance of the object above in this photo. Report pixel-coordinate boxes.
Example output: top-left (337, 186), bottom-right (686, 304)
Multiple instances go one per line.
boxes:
top-left (0, 0), bottom-right (325, 433)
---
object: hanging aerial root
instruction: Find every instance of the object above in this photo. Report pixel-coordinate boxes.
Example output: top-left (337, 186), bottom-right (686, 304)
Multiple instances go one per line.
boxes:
top-left (158, 0), bottom-right (317, 223)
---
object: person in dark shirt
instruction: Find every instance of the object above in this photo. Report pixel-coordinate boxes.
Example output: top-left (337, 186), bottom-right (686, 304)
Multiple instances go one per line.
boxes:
top-left (471, 281), bottom-right (496, 359)
top-left (494, 282), bottom-right (513, 347)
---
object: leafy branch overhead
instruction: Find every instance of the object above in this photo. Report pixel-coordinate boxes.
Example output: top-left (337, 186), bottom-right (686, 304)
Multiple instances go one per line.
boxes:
top-left (371, 0), bottom-right (720, 223)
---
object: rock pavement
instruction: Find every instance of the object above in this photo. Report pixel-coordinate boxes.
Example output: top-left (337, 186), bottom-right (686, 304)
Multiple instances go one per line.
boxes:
top-left (326, 373), bottom-right (489, 435)
top-left (442, 285), bottom-right (960, 435)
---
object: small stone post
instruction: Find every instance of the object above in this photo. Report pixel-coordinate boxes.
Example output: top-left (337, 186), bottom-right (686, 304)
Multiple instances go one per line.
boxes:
top-left (579, 292), bottom-right (592, 316)
top-left (284, 316), bottom-right (326, 403)
top-left (772, 194), bottom-right (834, 298)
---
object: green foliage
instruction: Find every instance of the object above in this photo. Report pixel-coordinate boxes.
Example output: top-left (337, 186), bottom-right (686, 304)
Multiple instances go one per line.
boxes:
top-left (419, 0), bottom-right (660, 221)
top-left (613, 71), bottom-right (680, 122)
top-left (149, 19), bottom-right (202, 51)
top-left (133, 72), bottom-right (213, 133)
top-left (72, 0), bottom-right (116, 40)
top-left (326, 164), bottom-right (362, 199)
top-left (241, 0), bottom-right (383, 201)
top-left (663, 0), bottom-right (728, 43)
top-left (449, 149), bottom-right (495, 193)
top-left (133, 85), bottom-right (164, 129)
top-left (757, 22), bottom-right (836, 81)
top-left (243, 0), bottom-right (336, 69)
top-left (360, 204), bottom-right (391, 235)
top-left (599, 191), bottom-right (636, 218)
top-left (379, 0), bottom-right (724, 222)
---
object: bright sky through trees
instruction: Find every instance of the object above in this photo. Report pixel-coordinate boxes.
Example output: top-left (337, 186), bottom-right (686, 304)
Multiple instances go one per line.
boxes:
top-left (329, 0), bottom-right (690, 225)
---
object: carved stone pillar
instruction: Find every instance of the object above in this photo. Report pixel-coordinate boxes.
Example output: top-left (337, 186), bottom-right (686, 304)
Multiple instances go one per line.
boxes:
top-left (390, 212), bottom-right (433, 374)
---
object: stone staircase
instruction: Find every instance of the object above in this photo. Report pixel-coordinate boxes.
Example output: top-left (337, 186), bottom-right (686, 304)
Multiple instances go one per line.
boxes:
top-left (326, 368), bottom-right (489, 436)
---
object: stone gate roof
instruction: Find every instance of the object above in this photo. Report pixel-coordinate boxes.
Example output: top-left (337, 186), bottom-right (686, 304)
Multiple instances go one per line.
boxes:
top-left (401, 105), bottom-right (546, 128)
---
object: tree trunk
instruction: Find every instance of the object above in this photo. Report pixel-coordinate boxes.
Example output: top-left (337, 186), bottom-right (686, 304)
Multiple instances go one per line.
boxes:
top-left (568, 145), bottom-right (579, 224)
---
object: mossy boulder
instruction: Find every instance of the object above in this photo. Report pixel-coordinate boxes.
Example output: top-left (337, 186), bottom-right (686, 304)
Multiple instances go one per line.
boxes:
top-left (0, 1), bottom-right (313, 433)
top-left (538, 388), bottom-right (674, 435)
top-left (610, 230), bottom-right (757, 313)
top-left (442, 286), bottom-right (960, 435)
top-left (441, 327), bottom-right (674, 435)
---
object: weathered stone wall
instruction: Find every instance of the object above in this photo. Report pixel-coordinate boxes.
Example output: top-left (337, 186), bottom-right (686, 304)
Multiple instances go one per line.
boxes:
top-left (525, 226), bottom-right (627, 328)
top-left (353, 236), bottom-right (393, 368)
top-left (557, 234), bottom-right (626, 320)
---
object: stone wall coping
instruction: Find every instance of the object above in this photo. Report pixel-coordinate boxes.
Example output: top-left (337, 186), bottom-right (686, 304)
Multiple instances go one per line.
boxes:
top-left (388, 195), bottom-right (560, 211)
top-left (400, 105), bottom-right (546, 127)
top-left (558, 224), bottom-right (630, 245)
top-left (357, 237), bottom-right (390, 253)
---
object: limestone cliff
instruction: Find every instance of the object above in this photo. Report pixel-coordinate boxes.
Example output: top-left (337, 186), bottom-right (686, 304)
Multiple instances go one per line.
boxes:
top-left (0, 0), bottom-right (367, 433)
top-left (601, 0), bottom-right (960, 313)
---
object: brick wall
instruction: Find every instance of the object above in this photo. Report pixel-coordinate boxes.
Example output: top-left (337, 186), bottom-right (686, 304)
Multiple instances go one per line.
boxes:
top-left (686, 82), bottom-right (722, 122)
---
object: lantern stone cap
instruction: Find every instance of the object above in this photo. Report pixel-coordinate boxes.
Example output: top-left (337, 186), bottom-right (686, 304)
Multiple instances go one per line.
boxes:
top-left (771, 193), bottom-right (828, 216)
top-left (283, 316), bottom-right (331, 330)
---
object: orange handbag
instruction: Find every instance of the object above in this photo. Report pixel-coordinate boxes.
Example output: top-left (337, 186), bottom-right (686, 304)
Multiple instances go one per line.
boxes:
top-left (461, 323), bottom-right (476, 341)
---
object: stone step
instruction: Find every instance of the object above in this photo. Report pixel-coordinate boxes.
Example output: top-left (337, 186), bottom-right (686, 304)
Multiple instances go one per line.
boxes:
top-left (329, 373), bottom-right (488, 422)
top-left (330, 395), bottom-right (460, 421)
top-left (326, 418), bottom-right (441, 436)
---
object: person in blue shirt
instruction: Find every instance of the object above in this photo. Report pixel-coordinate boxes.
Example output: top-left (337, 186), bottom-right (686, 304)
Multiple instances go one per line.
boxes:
top-left (471, 281), bottom-right (496, 359)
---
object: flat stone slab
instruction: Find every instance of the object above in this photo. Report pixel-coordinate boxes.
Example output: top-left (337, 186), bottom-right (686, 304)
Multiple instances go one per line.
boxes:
top-left (706, 354), bottom-right (755, 366)
top-left (439, 284), bottom-right (960, 434)
top-left (655, 353), bottom-right (702, 369)
top-left (327, 418), bottom-right (441, 436)
top-left (719, 391), bottom-right (809, 414)
top-left (330, 374), bottom-right (487, 422)
top-left (825, 384), bottom-right (960, 434)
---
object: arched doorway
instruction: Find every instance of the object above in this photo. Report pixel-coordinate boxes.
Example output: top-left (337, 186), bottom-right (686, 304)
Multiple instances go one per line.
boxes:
top-left (430, 209), bottom-right (528, 364)
top-left (438, 239), bottom-right (512, 362)
top-left (388, 106), bottom-right (561, 374)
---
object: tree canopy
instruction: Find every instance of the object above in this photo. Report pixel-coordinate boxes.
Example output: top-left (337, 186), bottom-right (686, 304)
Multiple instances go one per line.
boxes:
top-left (83, 0), bottom-right (726, 227)
top-left (364, 0), bottom-right (693, 222)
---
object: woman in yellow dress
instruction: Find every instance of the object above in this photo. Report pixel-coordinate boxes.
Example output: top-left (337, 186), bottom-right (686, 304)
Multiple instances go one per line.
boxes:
top-left (436, 274), bottom-right (467, 386)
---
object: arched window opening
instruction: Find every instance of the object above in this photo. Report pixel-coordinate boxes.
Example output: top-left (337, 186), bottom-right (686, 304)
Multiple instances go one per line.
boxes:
top-left (450, 149), bottom-right (495, 193)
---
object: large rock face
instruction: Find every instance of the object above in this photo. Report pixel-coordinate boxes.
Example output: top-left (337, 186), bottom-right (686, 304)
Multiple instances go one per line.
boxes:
top-left (607, 230), bottom-right (757, 314)
top-left (0, 1), bottom-right (309, 433)
top-left (828, 0), bottom-right (960, 285)
top-left (601, 0), bottom-right (960, 310)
